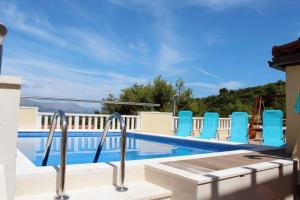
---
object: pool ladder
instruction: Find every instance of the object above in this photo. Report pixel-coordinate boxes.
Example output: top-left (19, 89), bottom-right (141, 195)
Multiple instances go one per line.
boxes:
top-left (93, 112), bottom-right (128, 191)
top-left (42, 110), bottom-right (69, 200)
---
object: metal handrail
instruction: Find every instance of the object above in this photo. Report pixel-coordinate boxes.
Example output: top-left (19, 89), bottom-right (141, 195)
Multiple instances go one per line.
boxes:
top-left (93, 112), bottom-right (128, 191)
top-left (42, 110), bottom-right (69, 200)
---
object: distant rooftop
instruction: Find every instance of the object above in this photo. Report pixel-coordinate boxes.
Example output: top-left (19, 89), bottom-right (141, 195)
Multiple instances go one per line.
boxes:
top-left (269, 38), bottom-right (300, 71)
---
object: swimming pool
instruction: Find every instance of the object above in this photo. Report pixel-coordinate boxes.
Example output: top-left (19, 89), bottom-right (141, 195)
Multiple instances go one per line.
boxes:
top-left (17, 132), bottom-right (251, 166)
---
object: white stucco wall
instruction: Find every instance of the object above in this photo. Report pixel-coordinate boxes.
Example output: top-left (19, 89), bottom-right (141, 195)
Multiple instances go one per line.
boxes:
top-left (285, 65), bottom-right (300, 160)
top-left (139, 112), bottom-right (173, 135)
top-left (18, 107), bottom-right (39, 130)
top-left (0, 76), bottom-right (22, 200)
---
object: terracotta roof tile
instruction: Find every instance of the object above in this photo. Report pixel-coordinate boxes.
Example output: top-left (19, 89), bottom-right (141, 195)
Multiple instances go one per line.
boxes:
top-left (272, 38), bottom-right (300, 57)
top-left (269, 38), bottom-right (300, 71)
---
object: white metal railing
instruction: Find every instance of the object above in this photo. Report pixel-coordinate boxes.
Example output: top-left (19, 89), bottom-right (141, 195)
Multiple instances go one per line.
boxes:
top-left (38, 112), bottom-right (140, 131)
top-left (36, 112), bottom-right (231, 132)
top-left (173, 117), bottom-right (231, 132)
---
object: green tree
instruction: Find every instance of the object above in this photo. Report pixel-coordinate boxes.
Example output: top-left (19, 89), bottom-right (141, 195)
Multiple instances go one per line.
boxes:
top-left (118, 83), bottom-right (153, 114)
top-left (100, 94), bottom-right (120, 114)
top-left (100, 77), bottom-right (286, 117)
top-left (100, 76), bottom-right (193, 114)
top-left (174, 79), bottom-right (193, 113)
top-left (151, 76), bottom-right (176, 112)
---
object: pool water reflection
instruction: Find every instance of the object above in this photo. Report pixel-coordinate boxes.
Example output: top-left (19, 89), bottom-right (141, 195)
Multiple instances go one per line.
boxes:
top-left (17, 132), bottom-right (248, 166)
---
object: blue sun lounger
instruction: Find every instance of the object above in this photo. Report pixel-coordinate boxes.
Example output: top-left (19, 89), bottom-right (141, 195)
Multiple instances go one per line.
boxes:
top-left (262, 110), bottom-right (285, 147)
top-left (176, 110), bottom-right (193, 137)
top-left (228, 112), bottom-right (249, 143)
top-left (198, 112), bottom-right (219, 139)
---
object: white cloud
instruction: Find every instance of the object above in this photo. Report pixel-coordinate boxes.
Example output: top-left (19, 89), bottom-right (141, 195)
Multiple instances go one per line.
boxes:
top-left (0, 1), bottom-right (139, 64)
top-left (192, 68), bottom-right (244, 92)
top-left (198, 69), bottom-right (221, 81)
top-left (203, 32), bottom-right (226, 47)
top-left (0, 1), bottom-right (152, 99)
top-left (219, 81), bottom-right (244, 89)
top-left (3, 55), bottom-right (146, 99)
top-left (187, 82), bottom-right (218, 90)
top-left (107, 0), bottom-right (260, 11)
top-left (106, 0), bottom-right (187, 76)
top-left (187, 80), bottom-right (244, 93)
top-left (106, 0), bottom-right (157, 12)
top-left (128, 42), bottom-right (149, 55)
top-left (0, 0), bottom-right (252, 99)
top-left (62, 1), bottom-right (95, 22)
top-left (187, 0), bottom-right (255, 10)
top-left (0, 2), bottom-right (67, 47)
top-left (156, 44), bottom-right (186, 76)
top-left (107, 0), bottom-right (127, 6)
top-left (66, 28), bottom-right (132, 64)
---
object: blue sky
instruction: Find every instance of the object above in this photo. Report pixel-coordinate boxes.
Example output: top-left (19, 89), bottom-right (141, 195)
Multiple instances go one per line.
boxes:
top-left (1, 0), bottom-right (299, 99)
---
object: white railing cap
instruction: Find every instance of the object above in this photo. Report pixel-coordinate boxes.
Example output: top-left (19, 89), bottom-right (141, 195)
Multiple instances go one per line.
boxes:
top-left (38, 112), bottom-right (140, 117)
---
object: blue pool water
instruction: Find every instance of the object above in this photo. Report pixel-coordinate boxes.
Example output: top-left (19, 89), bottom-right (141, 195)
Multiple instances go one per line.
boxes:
top-left (17, 132), bottom-right (251, 166)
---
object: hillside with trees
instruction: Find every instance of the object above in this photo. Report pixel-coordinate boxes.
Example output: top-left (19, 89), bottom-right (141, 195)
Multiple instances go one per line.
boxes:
top-left (100, 76), bottom-right (285, 117)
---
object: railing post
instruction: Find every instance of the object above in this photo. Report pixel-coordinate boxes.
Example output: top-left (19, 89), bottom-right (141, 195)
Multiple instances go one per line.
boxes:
top-left (112, 118), bottom-right (116, 130)
top-left (94, 116), bottom-right (98, 130)
top-left (117, 117), bottom-right (121, 130)
top-left (100, 117), bottom-right (104, 131)
top-left (88, 116), bottom-right (92, 130)
top-left (68, 116), bottom-right (72, 130)
top-left (37, 113), bottom-right (42, 129)
top-left (74, 116), bottom-right (79, 130)
top-left (44, 116), bottom-right (48, 130)
top-left (82, 116), bottom-right (86, 130)
top-left (129, 117), bottom-right (133, 130)
top-left (200, 117), bottom-right (203, 130)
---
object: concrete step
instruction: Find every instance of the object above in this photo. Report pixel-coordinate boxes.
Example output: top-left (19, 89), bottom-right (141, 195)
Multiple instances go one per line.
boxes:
top-left (16, 162), bottom-right (145, 196)
top-left (15, 181), bottom-right (172, 200)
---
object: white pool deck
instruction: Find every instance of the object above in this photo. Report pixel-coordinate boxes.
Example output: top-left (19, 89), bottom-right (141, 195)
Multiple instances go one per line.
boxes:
top-left (15, 132), bottom-right (295, 200)
top-left (16, 182), bottom-right (172, 200)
